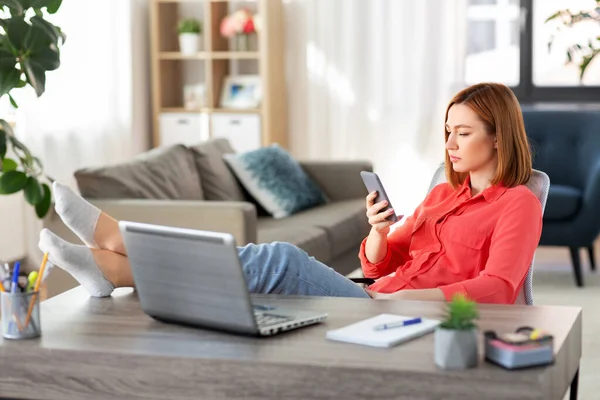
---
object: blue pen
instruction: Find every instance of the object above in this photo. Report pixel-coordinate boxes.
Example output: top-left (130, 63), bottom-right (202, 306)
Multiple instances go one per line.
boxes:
top-left (8, 261), bottom-right (21, 336)
top-left (373, 317), bottom-right (422, 331)
top-left (10, 261), bottom-right (20, 293)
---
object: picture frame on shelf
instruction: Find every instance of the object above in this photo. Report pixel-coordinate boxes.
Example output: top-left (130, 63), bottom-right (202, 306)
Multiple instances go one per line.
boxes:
top-left (184, 83), bottom-right (206, 111)
top-left (220, 75), bottom-right (262, 109)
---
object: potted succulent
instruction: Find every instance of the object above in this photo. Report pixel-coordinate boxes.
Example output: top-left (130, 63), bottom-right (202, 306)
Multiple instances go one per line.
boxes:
top-left (434, 293), bottom-right (479, 370)
top-left (177, 18), bottom-right (202, 55)
top-left (0, 0), bottom-right (66, 219)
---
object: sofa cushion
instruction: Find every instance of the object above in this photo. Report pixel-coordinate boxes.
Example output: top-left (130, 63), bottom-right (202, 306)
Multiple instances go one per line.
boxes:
top-left (257, 224), bottom-right (332, 263)
top-left (189, 138), bottom-right (246, 202)
top-left (74, 145), bottom-right (203, 200)
top-left (258, 199), bottom-right (369, 258)
top-left (544, 184), bottom-right (582, 221)
top-left (224, 145), bottom-right (327, 219)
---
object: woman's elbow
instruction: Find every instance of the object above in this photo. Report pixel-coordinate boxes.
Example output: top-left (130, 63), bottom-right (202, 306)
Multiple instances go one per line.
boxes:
top-left (486, 280), bottom-right (517, 304)
top-left (361, 265), bottom-right (384, 279)
top-left (465, 276), bottom-right (517, 304)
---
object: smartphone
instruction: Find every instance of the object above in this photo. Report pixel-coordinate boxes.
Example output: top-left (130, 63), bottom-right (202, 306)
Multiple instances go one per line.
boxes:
top-left (360, 171), bottom-right (398, 223)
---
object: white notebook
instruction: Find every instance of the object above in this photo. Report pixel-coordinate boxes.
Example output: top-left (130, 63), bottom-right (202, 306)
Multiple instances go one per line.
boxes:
top-left (326, 314), bottom-right (440, 348)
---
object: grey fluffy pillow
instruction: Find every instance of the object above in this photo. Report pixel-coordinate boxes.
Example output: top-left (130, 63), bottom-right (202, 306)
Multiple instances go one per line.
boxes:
top-left (74, 145), bottom-right (204, 200)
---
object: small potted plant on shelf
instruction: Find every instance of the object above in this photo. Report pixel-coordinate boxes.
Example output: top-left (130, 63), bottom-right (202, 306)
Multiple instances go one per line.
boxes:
top-left (434, 293), bottom-right (479, 370)
top-left (177, 18), bottom-right (202, 55)
top-left (220, 9), bottom-right (259, 51)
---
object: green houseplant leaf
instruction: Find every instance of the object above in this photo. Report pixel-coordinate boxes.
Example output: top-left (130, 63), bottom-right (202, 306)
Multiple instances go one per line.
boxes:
top-left (27, 0), bottom-right (59, 9)
top-left (46, 0), bottom-right (61, 14)
top-left (30, 16), bottom-right (62, 44)
top-left (0, 0), bottom-right (24, 16)
top-left (0, 170), bottom-right (28, 194)
top-left (579, 49), bottom-right (600, 80)
top-left (177, 18), bottom-right (202, 34)
top-left (545, 6), bottom-right (600, 82)
top-left (6, 16), bottom-right (29, 51)
top-left (0, 67), bottom-right (21, 96)
top-left (0, 129), bottom-right (6, 159)
top-left (0, 0), bottom-right (64, 218)
top-left (22, 47), bottom-right (60, 96)
top-left (0, 48), bottom-right (17, 71)
top-left (24, 175), bottom-right (43, 205)
top-left (0, 157), bottom-right (18, 172)
top-left (35, 182), bottom-right (51, 218)
top-left (440, 293), bottom-right (479, 331)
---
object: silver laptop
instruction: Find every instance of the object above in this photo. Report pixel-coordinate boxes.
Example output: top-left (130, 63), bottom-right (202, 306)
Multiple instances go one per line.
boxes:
top-left (118, 221), bottom-right (328, 337)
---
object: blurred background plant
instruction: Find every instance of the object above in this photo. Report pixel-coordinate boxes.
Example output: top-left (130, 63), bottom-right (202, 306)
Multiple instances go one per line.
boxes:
top-left (545, 0), bottom-right (600, 81)
top-left (0, 0), bottom-right (65, 218)
top-left (177, 17), bottom-right (201, 35)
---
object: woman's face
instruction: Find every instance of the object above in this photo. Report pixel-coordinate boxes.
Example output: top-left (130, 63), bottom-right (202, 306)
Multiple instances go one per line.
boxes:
top-left (445, 103), bottom-right (497, 175)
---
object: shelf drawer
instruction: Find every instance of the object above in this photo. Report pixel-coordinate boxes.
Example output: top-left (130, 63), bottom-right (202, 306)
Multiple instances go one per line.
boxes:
top-left (211, 113), bottom-right (261, 153)
top-left (159, 113), bottom-right (209, 147)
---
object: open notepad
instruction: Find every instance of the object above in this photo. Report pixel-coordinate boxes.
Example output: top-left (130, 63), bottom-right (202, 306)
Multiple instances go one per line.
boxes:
top-left (326, 314), bottom-right (441, 348)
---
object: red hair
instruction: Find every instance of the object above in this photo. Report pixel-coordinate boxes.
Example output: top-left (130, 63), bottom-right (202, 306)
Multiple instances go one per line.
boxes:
top-left (444, 82), bottom-right (532, 188)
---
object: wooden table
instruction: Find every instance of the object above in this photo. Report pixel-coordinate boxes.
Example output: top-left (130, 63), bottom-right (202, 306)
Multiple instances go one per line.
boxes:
top-left (0, 287), bottom-right (582, 400)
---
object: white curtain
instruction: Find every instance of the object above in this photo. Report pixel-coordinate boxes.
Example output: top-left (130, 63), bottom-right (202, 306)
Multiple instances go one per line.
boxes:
top-left (6, 0), bottom-right (151, 266)
top-left (13, 0), bottom-right (150, 187)
top-left (284, 0), bottom-right (467, 214)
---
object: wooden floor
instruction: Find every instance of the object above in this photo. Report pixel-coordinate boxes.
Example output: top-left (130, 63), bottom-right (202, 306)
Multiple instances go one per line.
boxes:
top-left (530, 243), bottom-right (600, 400)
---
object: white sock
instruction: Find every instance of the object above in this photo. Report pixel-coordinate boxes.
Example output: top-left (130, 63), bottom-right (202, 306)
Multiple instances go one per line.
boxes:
top-left (40, 261), bottom-right (54, 283)
top-left (53, 181), bottom-right (101, 248)
top-left (39, 229), bottom-right (114, 297)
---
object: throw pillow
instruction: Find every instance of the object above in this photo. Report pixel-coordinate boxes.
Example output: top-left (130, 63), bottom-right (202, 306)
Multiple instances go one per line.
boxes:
top-left (74, 145), bottom-right (204, 200)
top-left (223, 144), bottom-right (327, 218)
top-left (189, 138), bottom-right (246, 201)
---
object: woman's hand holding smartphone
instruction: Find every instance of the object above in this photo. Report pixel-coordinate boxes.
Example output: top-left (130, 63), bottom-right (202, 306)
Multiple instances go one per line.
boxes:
top-left (365, 191), bottom-right (397, 235)
top-left (361, 171), bottom-right (402, 236)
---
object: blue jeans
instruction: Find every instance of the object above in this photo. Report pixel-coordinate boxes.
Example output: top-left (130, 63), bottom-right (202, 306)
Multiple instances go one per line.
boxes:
top-left (238, 242), bottom-right (371, 298)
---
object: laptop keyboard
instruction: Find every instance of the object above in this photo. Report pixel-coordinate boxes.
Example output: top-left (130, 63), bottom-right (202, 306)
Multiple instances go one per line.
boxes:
top-left (254, 312), bottom-right (293, 327)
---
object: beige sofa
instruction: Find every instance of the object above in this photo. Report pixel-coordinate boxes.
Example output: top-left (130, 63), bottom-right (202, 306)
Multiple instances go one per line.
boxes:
top-left (43, 139), bottom-right (372, 298)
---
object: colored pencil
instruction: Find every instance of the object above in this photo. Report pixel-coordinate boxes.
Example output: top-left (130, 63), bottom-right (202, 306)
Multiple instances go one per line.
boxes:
top-left (24, 253), bottom-right (48, 329)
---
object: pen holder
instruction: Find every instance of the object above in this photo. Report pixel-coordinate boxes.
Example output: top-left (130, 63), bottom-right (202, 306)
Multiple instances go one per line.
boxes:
top-left (1, 291), bottom-right (42, 340)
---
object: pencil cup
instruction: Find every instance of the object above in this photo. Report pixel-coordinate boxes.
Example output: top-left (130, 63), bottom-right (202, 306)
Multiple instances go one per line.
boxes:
top-left (1, 291), bottom-right (42, 340)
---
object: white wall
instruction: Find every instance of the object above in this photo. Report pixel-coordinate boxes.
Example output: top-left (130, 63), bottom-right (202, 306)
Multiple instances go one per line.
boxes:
top-left (20, 0), bottom-right (151, 271)
top-left (281, 0), bottom-right (466, 215)
top-left (0, 141), bottom-right (27, 262)
top-left (0, 194), bottom-right (26, 262)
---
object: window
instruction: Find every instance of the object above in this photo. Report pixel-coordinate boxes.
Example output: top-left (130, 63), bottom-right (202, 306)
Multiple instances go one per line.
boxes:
top-left (465, 0), bottom-right (600, 102)
top-left (533, 0), bottom-right (600, 86)
top-left (465, 0), bottom-right (522, 86)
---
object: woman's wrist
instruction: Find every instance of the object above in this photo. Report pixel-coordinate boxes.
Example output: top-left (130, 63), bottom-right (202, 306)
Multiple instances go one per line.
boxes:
top-left (364, 228), bottom-right (388, 264)
top-left (369, 226), bottom-right (389, 238)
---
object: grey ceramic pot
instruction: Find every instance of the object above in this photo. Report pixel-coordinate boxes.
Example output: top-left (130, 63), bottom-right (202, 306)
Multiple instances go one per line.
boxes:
top-left (434, 327), bottom-right (478, 369)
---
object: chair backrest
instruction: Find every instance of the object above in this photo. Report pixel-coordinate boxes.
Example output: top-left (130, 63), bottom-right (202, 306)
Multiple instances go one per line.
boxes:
top-left (523, 108), bottom-right (600, 190)
top-left (427, 164), bottom-right (550, 305)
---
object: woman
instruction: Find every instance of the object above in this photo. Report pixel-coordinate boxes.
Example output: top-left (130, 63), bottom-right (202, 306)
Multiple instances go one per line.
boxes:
top-left (39, 82), bottom-right (542, 304)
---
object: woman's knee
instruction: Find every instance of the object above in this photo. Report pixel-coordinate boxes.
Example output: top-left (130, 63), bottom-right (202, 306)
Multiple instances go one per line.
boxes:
top-left (267, 242), bottom-right (307, 273)
top-left (239, 242), bottom-right (305, 274)
top-left (270, 241), bottom-right (304, 256)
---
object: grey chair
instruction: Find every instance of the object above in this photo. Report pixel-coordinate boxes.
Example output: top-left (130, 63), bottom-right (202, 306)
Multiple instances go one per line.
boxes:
top-left (353, 165), bottom-right (550, 305)
top-left (428, 165), bottom-right (550, 305)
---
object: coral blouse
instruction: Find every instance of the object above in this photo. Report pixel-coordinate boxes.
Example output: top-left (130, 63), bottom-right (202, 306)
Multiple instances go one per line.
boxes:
top-left (359, 177), bottom-right (543, 304)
